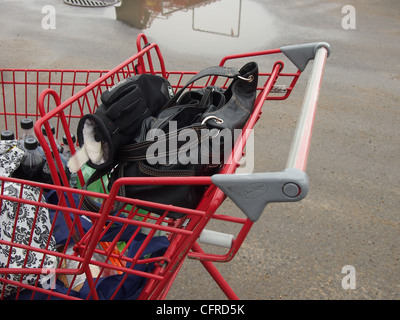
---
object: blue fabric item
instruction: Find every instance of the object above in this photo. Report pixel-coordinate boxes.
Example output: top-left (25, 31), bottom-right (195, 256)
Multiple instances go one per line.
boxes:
top-left (79, 234), bottom-right (170, 300)
top-left (45, 190), bottom-right (141, 245)
top-left (100, 221), bottom-right (140, 243)
top-left (45, 190), bottom-right (93, 245)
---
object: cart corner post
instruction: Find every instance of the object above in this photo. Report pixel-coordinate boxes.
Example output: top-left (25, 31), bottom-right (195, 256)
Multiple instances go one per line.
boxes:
top-left (211, 168), bottom-right (309, 222)
top-left (280, 42), bottom-right (331, 72)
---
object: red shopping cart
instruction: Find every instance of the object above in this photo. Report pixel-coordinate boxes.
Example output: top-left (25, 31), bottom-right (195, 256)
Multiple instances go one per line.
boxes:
top-left (0, 33), bottom-right (329, 300)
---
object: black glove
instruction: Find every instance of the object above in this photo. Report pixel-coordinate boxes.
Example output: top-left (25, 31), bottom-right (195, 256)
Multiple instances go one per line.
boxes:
top-left (75, 74), bottom-right (173, 170)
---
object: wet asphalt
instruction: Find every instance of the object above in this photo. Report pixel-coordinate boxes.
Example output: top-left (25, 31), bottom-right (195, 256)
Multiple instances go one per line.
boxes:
top-left (0, 0), bottom-right (399, 300)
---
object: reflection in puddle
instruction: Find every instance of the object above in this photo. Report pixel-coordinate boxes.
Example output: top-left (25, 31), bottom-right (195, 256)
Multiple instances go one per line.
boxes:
top-left (114, 0), bottom-right (276, 56)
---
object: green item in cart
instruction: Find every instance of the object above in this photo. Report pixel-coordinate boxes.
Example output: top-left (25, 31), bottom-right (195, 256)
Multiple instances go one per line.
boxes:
top-left (77, 164), bottom-right (149, 221)
top-left (77, 164), bottom-right (109, 206)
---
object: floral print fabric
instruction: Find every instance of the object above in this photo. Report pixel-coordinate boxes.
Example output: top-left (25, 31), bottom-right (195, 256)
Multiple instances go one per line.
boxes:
top-left (0, 140), bottom-right (58, 298)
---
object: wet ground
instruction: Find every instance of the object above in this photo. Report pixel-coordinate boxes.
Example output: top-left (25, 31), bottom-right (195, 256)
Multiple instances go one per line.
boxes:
top-left (1, 0), bottom-right (399, 300)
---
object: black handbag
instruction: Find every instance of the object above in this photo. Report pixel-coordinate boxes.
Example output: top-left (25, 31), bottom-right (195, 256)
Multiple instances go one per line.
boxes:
top-left (102, 62), bottom-right (259, 218)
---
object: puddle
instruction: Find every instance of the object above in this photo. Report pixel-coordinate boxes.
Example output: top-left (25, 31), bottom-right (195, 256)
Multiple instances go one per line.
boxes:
top-left (108, 0), bottom-right (277, 56)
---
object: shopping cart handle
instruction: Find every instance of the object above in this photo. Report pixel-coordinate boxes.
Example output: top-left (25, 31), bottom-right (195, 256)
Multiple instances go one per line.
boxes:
top-left (211, 168), bottom-right (308, 222)
top-left (212, 43), bottom-right (330, 222)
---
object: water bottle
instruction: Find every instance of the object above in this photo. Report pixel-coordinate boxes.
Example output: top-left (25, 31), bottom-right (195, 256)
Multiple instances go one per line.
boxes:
top-left (41, 123), bottom-right (69, 170)
top-left (41, 156), bottom-right (53, 185)
top-left (62, 133), bottom-right (76, 159)
top-left (17, 118), bottom-right (35, 149)
top-left (41, 124), bottom-right (63, 154)
top-left (62, 133), bottom-right (78, 188)
top-left (40, 150), bottom-right (71, 186)
top-left (12, 137), bottom-right (45, 182)
top-left (1, 130), bottom-right (15, 141)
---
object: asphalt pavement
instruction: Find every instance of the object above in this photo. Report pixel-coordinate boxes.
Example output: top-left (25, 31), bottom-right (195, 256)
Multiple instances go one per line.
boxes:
top-left (0, 0), bottom-right (399, 300)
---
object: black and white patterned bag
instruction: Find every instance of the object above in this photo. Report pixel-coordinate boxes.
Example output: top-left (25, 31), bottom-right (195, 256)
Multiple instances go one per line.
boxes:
top-left (0, 140), bottom-right (58, 298)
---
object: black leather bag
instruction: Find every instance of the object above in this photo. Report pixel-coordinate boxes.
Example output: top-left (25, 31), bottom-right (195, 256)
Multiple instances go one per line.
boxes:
top-left (105, 62), bottom-right (259, 218)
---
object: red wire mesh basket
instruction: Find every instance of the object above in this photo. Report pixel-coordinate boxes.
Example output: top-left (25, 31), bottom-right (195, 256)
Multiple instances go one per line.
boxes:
top-left (0, 33), bottom-right (329, 300)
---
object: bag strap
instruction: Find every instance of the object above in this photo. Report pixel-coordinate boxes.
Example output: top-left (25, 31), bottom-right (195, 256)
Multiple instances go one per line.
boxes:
top-left (118, 123), bottom-right (208, 162)
top-left (161, 65), bottom-right (241, 110)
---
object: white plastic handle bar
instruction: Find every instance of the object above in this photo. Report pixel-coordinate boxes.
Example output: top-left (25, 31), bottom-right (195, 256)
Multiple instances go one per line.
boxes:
top-left (286, 46), bottom-right (329, 171)
top-left (198, 229), bottom-right (234, 249)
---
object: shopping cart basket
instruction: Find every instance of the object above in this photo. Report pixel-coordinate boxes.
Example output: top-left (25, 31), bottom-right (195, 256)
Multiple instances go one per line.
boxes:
top-left (0, 33), bottom-right (329, 300)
